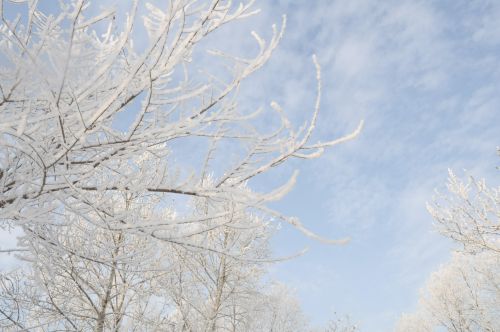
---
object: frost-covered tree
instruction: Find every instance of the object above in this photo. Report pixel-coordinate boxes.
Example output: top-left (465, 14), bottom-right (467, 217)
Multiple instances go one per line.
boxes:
top-left (157, 196), bottom-right (275, 332)
top-left (0, 188), bottom-right (276, 330)
top-left (0, 0), bottom-right (361, 253)
top-left (0, 193), bottom-right (177, 331)
top-left (0, 0), bottom-right (363, 329)
top-left (428, 170), bottom-right (500, 254)
top-left (397, 165), bottom-right (500, 331)
top-left (396, 252), bottom-right (500, 332)
top-left (0, 193), bottom-right (319, 331)
top-left (395, 312), bottom-right (432, 332)
top-left (245, 283), bottom-right (309, 332)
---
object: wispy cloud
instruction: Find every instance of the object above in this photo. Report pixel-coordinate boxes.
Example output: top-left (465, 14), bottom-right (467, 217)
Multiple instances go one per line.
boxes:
top-left (239, 0), bottom-right (500, 330)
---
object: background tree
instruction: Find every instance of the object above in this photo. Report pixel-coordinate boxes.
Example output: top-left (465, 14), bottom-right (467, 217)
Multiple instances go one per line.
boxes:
top-left (1, 187), bottom-right (348, 331)
top-left (397, 163), bottom-right (500, 331)
top-left (159, 195), bottom-right (275, 332)
top-left (428, 170), bottom-right (500, 254)
top-left (396, 252), bottom-right (500, 332)
top-left (0, 193), bottom-right (177, 331)
top-left (323, 313), bottom-right (358, 332)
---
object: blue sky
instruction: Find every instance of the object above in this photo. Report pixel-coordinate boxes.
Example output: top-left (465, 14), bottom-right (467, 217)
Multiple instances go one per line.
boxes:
top-left (223, 0), bottom-right (500, 330)
top-left (1, 1), bottom-right (499, 331)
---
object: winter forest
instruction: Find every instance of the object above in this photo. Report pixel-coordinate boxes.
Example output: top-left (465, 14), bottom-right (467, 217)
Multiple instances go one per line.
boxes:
top-left (0, 1), bottom-right (498, 331)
